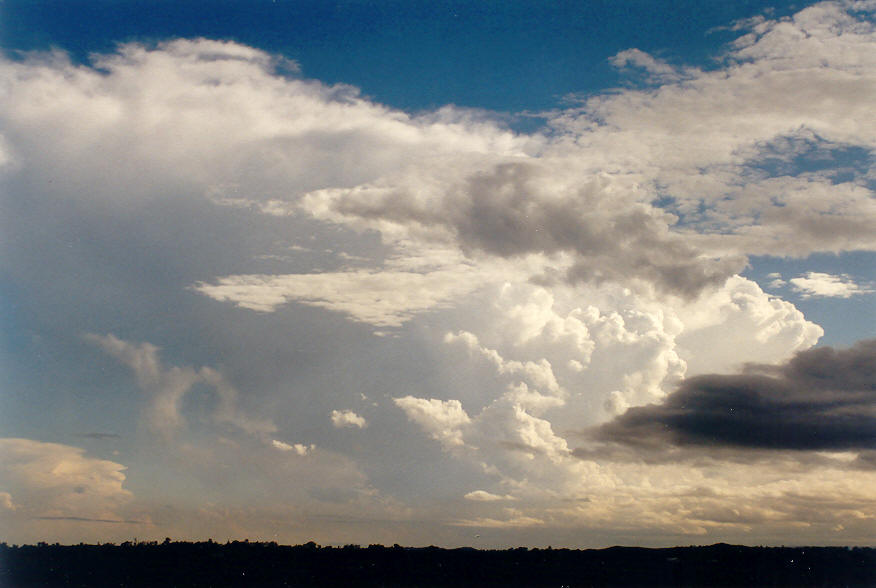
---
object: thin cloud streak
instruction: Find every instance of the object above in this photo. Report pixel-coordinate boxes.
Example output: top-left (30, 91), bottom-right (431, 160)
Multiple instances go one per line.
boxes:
top-left (34, 516), bottom-right (151, 525)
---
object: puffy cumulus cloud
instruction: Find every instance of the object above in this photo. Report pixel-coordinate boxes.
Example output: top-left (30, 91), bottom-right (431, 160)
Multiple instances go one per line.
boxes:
top-left (0, 438), bottom-right (135, 525)
top-left (365, 275), bottom-right (820, 529)
top-left (595, 339), bottom-right (876, 452)
top-left (445, 331), bottom-right (562, 407)
top-left (393, 397), bottom-right (471, 449)
top-left (789, 271), bottom-right (875, 298)
top-left (441, 280), bottom-right (685, 416)
top-left (86, 334), bottom-right (276, 438)
top-left (331, 410), bottom-right (368, 429)
top-left (388, 277), bottom-right (837, 540)
top-left (674, 276), bottom-right (823, 375)
top-left (437, 276), bottom-right (819, 433)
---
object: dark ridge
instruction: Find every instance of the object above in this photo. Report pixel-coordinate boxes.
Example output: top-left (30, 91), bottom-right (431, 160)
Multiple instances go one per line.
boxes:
top-left (0, 540), bottom-right (873, 587)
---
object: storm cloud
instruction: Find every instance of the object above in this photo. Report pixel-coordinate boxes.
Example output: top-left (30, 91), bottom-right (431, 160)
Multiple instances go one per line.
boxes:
top-left (596, 340), bottom-right (876, 451)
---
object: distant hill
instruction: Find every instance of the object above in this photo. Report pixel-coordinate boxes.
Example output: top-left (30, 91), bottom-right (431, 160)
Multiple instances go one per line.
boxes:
top-left (1, 540), bottom-right (873, 587)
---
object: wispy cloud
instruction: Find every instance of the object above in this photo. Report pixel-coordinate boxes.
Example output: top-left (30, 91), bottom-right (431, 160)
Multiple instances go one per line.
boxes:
top-left (34, 516), bottom-right (150, 525)
top-left (85, 334), bottom-right (276, 439)
top-left (77, 433), bottom-right (122, 440)
top-left (789, 272), bottom-right (874, 299)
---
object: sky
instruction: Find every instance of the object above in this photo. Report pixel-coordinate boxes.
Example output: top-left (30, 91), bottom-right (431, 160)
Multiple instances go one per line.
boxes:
top-left (0, 0), bottom-right (874, 548)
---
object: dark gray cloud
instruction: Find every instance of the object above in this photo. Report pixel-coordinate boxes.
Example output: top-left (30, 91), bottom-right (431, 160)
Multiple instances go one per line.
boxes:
top-left (595, 339), bottom-right (876, 451)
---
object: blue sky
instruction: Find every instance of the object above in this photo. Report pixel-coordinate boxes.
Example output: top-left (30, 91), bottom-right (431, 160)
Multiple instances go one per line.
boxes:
top-left (2, 0), bottom-right (805, 111)
top-left (1, 0), bottom-right (874, 548)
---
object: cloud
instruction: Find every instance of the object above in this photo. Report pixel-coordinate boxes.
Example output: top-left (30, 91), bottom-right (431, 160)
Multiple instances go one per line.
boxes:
top-left (33, 515), bottom-right (149, 524)
top-left (77, 433), bottom-right (122, 440)
top-left (789, 271), bottom-right (874, 298)
top-left (194, 266), bottom-right (486, 327)
top-left (302, 164), bottom-right (747, 299)
top-left (331, 410), bottom-right (367, 429)
top-left (393, 397), bottom-right (472, 449)
top-left (610, 48), bottom-right (687, 82)
top-left (464, 490), bottom-right (515, 502)
top-left (452, 510), bottom-right (545, 528)
top-left (0, 492), bottom-right (18, 511)
top-left (86, 334), bottom-right (276, 438)
top-left (445, 330), bottom-right (563, 411)
top-left (766, 272), bottom-right (787, 289)
top-left (548, 4), bottom-right (876, 259)
top-left (675, 276), bottom-right (823, 375)
top-left (595, 339), bottom-right (876, 452)
top-left (272, 440), bottom-right (315, 455)
top-left (0, 438), bottom-right (134, 522)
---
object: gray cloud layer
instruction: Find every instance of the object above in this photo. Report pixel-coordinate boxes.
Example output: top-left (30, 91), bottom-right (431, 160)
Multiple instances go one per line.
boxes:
top-left (596, 339), bottom-right (876, 451)
top-left (316, 163), bottom-right (745, 298)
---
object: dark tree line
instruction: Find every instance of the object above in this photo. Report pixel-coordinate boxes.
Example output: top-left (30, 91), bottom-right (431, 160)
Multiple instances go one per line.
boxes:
top-left (1, 540), bottom-right (873, 587)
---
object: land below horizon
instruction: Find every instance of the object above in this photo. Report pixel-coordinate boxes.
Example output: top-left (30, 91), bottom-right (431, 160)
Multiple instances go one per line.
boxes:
top-left (1, 540), bottom-right (874, 587)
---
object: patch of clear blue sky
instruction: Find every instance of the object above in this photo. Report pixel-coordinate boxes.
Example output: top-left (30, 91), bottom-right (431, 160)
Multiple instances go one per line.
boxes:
top-left (743, 252), bottom-right (876, 347)
top-left (1, 0), bottom-right (805, 115)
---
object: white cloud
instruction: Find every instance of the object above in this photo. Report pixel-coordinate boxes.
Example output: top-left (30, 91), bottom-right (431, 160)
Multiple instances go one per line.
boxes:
top-left (445, 330), bottom-right (562, 401)
top-left (331, 409), bottom-right (367, 429)
top-left (610, 48), bottom-right (687, 82)
top-left (789, 271), bottom-right (874, 298)
top-left (272, 440), bottom-right (315, 455)
top-left (0, 438), bottom-right (134, 523)
top-left (767, 272), bottom-right (787, 289)
top-left (393, 397), bottom-right (471, 449)
top-left (464, 490), bottom-right (514, 502)
top-left (195, 267), bottom-right (485, 327)
top-left (453, 512), bottom-right (545, 528)
top-left (675, 276), bottom-right (823, 375)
